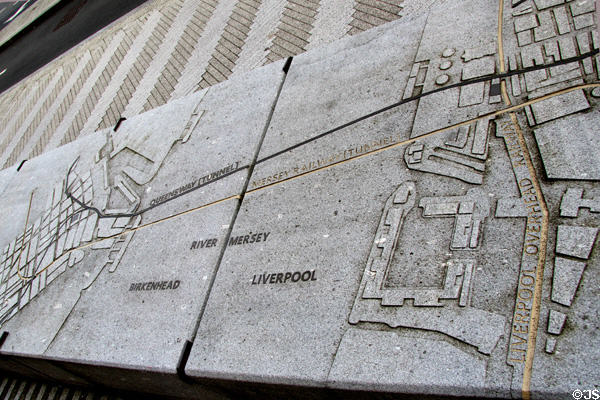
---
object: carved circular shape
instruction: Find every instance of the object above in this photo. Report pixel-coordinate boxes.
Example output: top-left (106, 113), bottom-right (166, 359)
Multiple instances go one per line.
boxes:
top-left (435, 74), bottom-right (450, 85)
top-left (439, 60), bottom-right (452, 70)
top-left (591, 87), bottom-right (600, 98)
top-left (442, 48), bottom-right (455, 57)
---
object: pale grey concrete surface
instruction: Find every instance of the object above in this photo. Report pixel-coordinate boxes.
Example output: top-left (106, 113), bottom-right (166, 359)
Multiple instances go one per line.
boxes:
top-left (0, 0), bottom-right (410, 171)
top-left (0, 0), bottom-right (598, 399)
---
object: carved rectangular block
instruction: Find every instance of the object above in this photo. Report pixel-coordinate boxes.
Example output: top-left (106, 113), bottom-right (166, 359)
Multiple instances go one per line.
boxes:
top-left (533, 107), bottom-right (600, 180)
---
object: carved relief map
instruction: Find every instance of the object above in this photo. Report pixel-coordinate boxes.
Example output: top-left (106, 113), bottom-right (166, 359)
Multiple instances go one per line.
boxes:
top-left (0, 0), bottom-right (598, 398)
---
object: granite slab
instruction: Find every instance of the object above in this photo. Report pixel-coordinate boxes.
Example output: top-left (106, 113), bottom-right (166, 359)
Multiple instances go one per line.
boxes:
top-left (0, 59), bottom-right (286, 398)
top-left (0, 166), bottom-right (16, 199)
top-left (0, 0), bottom-right (599, 397)
top-left (185, 0), bottom-right (600, 398)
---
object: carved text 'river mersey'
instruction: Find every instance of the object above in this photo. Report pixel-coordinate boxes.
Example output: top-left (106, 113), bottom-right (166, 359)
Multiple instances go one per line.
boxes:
top-left (190, 231), bottom-right (271, 250)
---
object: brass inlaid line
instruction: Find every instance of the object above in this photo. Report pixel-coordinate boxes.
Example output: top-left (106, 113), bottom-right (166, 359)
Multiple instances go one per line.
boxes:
top-left (498, 0), bottom-right (507, 76)
top-left (497, 1), bottom-right (548, 396)
top-left (498, 0), bottom-right (512, 107)
top-left (15, 203), bottom-right (88, 282)
top-left (511, 112), bottom-right (549, 400)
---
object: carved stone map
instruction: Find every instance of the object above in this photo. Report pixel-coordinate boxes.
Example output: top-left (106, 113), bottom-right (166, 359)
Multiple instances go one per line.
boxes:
top-left (0, 0), bottom-right (599, 399)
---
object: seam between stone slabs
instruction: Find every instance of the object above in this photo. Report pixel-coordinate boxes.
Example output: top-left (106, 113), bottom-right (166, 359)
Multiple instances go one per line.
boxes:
top-left (183, 57), bottom-right (293, 354)
top-left (14, 194), bottom-right (238, 282)
top-left (15, 55), bottom-right (289, 286)
top-left (7, 80), bottom-right (594, 370)
top-left (44, 279), bottom-right (95, 353)
top-left (44, 40), bottom-right (595, 210)
top-left (245, 81), bottom-right (600, 191)
top-left (14, 59), bottom-right (595, 280)
top-left (24, 80), bottom-right (584, 282)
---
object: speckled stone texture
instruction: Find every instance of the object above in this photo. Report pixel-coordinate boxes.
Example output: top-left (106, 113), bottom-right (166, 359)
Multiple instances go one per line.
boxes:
top-left (1, 0), bottom-right (599, 398)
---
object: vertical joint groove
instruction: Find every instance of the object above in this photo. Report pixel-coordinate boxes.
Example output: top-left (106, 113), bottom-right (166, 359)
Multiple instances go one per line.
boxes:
top-left (179, 58), bottom-right (292, 380)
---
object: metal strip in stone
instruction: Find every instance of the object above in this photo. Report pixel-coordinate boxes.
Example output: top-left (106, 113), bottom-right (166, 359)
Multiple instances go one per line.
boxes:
top-left (186, 8), bottom-right (439, 388)
top-left (0, 0), bottom-right (435, 164)
top-left (0, 0), bottom-right (599, 398)
top-left (43, 33), bottom-right (125, 153)
top-left (79, 11), bottom-right (162, 135)
top-left (171, 0), bottom-right (239, 98)
top-left (0, 70), bottom-right (65, 169)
